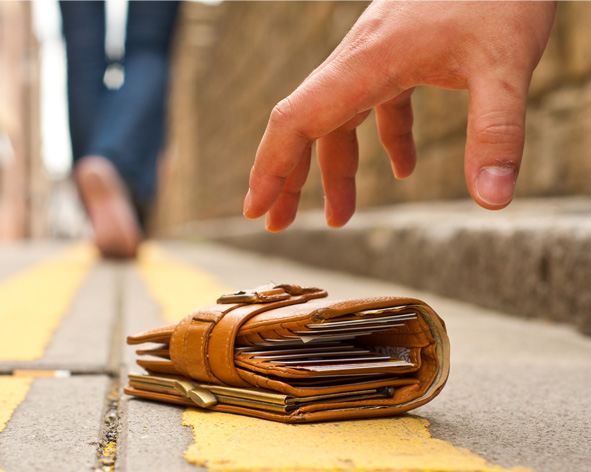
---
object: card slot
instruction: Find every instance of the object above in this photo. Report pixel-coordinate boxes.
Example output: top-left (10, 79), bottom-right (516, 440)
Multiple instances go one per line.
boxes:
top-left (272, 355), bottom-right (393, 365)
top-left (299, 332), bottom-right (373, 343)
top-left (252, 349), bottom-right (371, 360)
top-left (282, 377), bottom-right (386, 387)
top-left (235, 367), bottom-right (420, 396)
top-left (236, 339), bottom-right (416, 378)
top-left (282, 376), bottom-right (418, 390)
top-left (354, 307), bottom-right (413, 315)
top-left (235, 360), bottom-right (393, 380)
top-left (266, 372), bottom-right (388, 387)
top-left (291, 324), bottom-right (404, 335)
top-left (252, 321), bottom-right (414, 345)
top-left (236, 357), bottom-right (415, 379)
top-left (251, 340), bottom-right (307, 347)
top-left (290, 359), bottom-right (413, 372)
top-left (238, 343), bottom-right (356, 355)
top-left (306, 314), bottom-right (417, 329)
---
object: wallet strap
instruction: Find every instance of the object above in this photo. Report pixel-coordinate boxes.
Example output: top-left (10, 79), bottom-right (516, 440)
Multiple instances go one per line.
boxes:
top-left (217, 283), bottom-right (325, 304)
top-left (170, 284), bottom-right (327, 387)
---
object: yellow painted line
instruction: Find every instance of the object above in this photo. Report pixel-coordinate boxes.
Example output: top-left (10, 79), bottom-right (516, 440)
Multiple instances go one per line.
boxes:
top-left (135, 243), bottom-right (230, 322)
top-left (0, 376), bottom-right (32, 434)
top-left (183, 411), bottom-right (533, 472)
top-left (136, 243), bottom-right (533, 472)
top-left (0, 243), bottom-right (97, 360)
top-left (0, 376), bottom-right (33, 472)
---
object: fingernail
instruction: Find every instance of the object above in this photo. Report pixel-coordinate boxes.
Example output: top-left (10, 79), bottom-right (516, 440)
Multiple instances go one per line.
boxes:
top-left (243, 189), bottom-right (251, 216)
top-left (476, 166), bottom-right (516, 206)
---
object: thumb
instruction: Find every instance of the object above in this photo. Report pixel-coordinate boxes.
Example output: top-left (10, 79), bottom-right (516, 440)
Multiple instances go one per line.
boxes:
top-left (465, 78), bottom-right (529, 209)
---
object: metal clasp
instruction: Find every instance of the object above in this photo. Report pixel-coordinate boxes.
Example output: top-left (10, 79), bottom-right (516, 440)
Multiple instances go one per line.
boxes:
top-left (217, 290), bottom-right (259, 304)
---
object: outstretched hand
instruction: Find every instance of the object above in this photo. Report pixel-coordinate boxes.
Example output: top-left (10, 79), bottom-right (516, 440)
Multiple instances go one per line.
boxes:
top-left (243, 1), bottom-right (557, 232)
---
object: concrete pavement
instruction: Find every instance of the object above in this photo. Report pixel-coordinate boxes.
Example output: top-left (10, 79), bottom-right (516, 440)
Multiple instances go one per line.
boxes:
top-left (0, 240), bottom-right (590, 471)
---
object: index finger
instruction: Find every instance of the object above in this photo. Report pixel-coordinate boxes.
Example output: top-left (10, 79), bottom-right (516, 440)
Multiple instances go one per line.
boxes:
top-left (243, 58), bottom-right (393, 220)
top-left (243, 97), bottom-right (313, 219)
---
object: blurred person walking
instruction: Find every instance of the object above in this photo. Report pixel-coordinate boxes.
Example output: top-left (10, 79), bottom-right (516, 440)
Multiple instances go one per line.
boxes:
top-left (60, 1), bottom-right (180, 258)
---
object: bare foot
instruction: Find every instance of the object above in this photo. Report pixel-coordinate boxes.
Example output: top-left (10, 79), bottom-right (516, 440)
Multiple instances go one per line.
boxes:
top-left (75, 156), bottom-right (142, 259)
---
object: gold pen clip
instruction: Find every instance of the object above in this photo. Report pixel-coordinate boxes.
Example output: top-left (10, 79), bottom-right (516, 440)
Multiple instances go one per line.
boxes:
top-left (128, 373), bottom-right (217, 408)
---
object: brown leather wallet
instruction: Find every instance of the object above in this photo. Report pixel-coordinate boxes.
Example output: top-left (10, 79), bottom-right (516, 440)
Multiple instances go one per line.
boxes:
top-left (125, 283), bottom-right (450, 423)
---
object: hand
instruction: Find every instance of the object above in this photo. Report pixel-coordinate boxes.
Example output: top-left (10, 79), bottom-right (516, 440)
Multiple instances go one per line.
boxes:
top-left (243, 0), bottom-right (557, 232)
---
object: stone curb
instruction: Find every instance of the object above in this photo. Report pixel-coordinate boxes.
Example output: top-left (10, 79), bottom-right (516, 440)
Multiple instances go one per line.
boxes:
top-left (183, 197), bottom-right (591, 335)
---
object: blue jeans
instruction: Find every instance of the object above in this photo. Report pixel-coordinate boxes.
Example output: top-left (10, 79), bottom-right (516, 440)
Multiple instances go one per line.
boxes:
top-left (60, 0), bottom-right (180, 212)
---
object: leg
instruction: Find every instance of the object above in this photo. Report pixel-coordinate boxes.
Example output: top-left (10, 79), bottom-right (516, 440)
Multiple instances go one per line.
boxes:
top-left (74, 156), bottom-right (142, 258)
top-left (60, 1), bottom-right (142, 258)
top-left (59, 1), bottom-right (107, 162)
top-left (87, 1), bottom-right (180, 212)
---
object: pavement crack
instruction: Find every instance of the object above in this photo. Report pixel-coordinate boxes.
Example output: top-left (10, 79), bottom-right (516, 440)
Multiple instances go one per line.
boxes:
top-left (95, 264), bottom-right (127, 471)
top-left (96, 377), bottom-right (120, 472)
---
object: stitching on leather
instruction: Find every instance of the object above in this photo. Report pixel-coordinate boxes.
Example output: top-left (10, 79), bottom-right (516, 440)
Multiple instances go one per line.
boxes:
top-left (201, 321), bottom-right (219, 383)
top-left (420, 342), bottom-right (438, 389)
top-left (180, 317), bottom-right (191, 376)
top-left (185, 322), bottom-right (201, 380)
top-left (170, 315), bottom-right (189, 376)
top-left (220, 310), bottom-right (244, 385)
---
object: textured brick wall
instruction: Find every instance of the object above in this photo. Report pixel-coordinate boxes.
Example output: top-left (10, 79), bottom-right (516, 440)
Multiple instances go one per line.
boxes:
top-left (155, 1), bottom-right (591, 232)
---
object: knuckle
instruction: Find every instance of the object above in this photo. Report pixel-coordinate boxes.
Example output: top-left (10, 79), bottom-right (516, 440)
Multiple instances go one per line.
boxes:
top-left (269, 97), bottom-right (312, 141)
top-left (269, 98), bottom-right (296, 126)
top-left (283, 188), bottom-right (302, 198)
top-left (474, 112), bottom-right (525, 146)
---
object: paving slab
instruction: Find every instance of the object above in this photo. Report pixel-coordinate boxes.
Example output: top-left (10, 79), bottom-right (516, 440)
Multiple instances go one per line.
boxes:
top-left (0, 375), bottom-right (110, 472)
top-left (0, 261), bottom-right (119, 374)
top-left (39, 263), bottom-right (120, 372)
top-left (118, 398), bottom-right (198, 472)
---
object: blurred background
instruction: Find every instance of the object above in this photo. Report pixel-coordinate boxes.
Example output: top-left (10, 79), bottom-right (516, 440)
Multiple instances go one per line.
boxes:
top-left (1, 0), bottom-right (590, 241)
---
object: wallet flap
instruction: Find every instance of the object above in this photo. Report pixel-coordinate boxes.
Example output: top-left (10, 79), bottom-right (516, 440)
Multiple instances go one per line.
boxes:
top-left (127, 323), bottom-right (177, 345)
top-left (169, 284), bottom-right (329, 386)
top-left (137, 359), bottom-right (184, 376)
top-left (136, 347), bottom-right (170, 359)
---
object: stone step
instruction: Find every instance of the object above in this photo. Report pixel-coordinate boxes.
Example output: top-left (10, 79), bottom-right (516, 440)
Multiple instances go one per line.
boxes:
top-left (191, 197), bottom-right (591, 335)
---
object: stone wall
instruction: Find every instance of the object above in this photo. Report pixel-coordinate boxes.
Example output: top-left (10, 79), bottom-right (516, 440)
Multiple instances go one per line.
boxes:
top-left (155, 1), bottom-right (591, 232)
